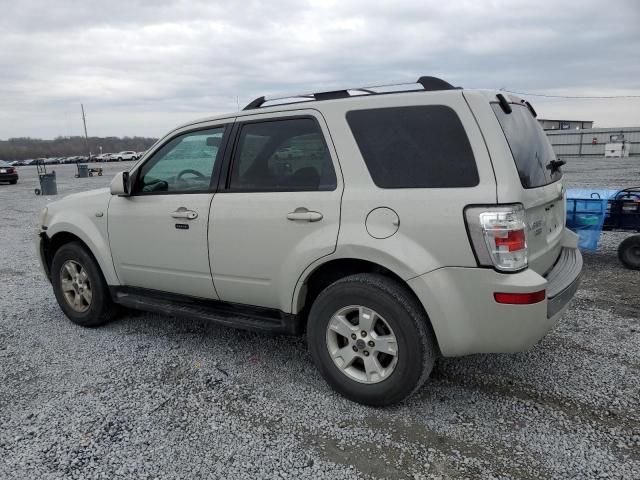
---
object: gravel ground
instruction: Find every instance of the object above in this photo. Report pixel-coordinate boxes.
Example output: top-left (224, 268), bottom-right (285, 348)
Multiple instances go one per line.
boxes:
top-left (1, 159), bottom-right (639, 479)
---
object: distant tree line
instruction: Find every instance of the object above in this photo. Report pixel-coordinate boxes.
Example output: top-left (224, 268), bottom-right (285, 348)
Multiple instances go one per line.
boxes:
top-left (0, 136), bottom-right (158, 161)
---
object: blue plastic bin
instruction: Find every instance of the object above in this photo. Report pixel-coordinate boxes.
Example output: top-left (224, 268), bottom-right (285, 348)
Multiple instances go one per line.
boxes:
top-left (566, 189), bottom-right (618, 251)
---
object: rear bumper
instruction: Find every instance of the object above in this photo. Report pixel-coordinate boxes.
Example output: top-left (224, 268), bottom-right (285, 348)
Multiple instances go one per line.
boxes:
top-left (546, 247), bottom-right (583, 318)
top-left (408, 243), bottom-right (582, 357)
top-left (0, 173), bottom-right (18, 182)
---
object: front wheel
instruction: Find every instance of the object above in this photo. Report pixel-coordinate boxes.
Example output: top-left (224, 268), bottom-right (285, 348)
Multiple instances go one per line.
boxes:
top-left (307, 273), bottom-right (437, 406)
top-left (618, 235), bottom-right (640, 270)
top-left (51, 242), bottom-right (120, 327)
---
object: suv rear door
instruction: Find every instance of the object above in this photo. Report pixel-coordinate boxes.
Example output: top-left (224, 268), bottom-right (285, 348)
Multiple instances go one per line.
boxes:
top-left (208, 110), bottom-right (342, 312)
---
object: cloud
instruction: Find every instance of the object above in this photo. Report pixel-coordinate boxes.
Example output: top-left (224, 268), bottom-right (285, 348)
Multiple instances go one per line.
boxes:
top-left (0, 0), bottom-right (639, 138)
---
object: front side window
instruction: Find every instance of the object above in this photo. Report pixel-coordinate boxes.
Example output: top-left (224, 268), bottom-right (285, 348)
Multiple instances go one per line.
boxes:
top-left (346, 105), bottom-right (478, 189)
top-left (135, 127), bottom-right (225, 194)
top-left (229, 118), bottom-right (337, 192)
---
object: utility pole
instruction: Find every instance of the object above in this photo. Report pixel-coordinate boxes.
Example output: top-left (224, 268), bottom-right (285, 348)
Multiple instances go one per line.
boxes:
top-left (81, 104), bottom-right (90, 159)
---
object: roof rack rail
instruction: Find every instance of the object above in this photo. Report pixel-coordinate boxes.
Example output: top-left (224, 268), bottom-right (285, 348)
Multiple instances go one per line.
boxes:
top-left (242, 76), bottom-right (458, 110)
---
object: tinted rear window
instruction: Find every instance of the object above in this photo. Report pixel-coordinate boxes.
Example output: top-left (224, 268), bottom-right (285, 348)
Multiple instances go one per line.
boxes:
top-left (491, 103), bottom-right (562, 188)
top-left (346, 106), bottom-right (478, 188)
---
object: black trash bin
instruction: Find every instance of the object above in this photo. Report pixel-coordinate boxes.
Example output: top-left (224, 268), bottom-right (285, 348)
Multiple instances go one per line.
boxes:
top-left (35, 160), bottom-right (57, 196)
top-left (77, 164), bottom-right (89, 178)
top-left (40, 172), bottom-right (58, 195)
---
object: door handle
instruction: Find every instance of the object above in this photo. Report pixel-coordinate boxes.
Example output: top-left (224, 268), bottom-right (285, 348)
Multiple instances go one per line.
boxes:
top-left (286, 207), bottom-right (323, 222)
top-left (171, 208), bottom-right (198, 220)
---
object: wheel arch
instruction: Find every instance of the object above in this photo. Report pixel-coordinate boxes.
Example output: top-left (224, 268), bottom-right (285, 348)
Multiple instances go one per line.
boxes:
top-left (293, 257), bottom-right (440, 351)
top-left (43, 225), bottom-right (119, 285)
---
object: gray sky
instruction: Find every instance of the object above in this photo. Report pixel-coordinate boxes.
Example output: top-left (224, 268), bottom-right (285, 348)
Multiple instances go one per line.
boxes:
top-left (1, 0), bottom-right (639, 139)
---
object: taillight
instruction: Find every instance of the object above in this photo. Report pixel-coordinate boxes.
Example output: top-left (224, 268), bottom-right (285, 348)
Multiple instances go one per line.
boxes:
top-left (495, 229), bottom-right (525, 252)
top-left (465, 204), bottom-right (528, 272)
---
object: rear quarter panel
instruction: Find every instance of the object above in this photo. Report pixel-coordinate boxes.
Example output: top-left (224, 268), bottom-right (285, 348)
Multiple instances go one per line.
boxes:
top-left (317, 90), bottom-right (497, 279)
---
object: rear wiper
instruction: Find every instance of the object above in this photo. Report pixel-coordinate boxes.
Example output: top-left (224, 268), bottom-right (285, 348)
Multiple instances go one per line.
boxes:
top-left (546, 159), bottom-right (566, 173)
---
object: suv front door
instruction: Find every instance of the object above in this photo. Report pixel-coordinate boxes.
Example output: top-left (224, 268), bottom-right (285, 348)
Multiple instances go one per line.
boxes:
top-left (108, 123), bottom-right (231, 299)
top-left (209, 112), bottom-right (343, 312)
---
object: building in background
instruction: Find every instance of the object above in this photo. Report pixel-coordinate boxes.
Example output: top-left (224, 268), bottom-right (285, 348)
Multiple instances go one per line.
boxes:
top-left (546, 127), bottom-right (639, 161)
top-left (538, 118), bottom-right (594, 131)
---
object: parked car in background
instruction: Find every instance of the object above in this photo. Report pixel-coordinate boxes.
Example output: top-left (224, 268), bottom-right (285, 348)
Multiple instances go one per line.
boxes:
top-left (0, 160), bottom-right (19, 184)
top-left (114, 151), bottom-right (139, 161)
top-left (94, 154), bottom-right (110, 162)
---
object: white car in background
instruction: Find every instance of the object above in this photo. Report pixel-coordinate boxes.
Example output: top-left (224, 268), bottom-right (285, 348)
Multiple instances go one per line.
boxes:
top-left (113, 151), bottom-right (138, 161)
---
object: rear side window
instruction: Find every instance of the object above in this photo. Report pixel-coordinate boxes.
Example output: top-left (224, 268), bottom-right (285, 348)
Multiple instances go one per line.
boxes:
top-left (491, 103), bottom-right (562, 189)
top-left (229, 118), bottom-right (337, 192)
top-left (346, 106), bottom-right (478, 188)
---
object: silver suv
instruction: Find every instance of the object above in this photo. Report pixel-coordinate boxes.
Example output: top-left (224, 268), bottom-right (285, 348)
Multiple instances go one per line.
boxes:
top-left (37, 76), bottom-right (582, 406)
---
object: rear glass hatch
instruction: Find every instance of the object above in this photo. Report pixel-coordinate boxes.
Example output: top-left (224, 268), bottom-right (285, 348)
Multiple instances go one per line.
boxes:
top-left (492, 101), bottom-right (565, 275)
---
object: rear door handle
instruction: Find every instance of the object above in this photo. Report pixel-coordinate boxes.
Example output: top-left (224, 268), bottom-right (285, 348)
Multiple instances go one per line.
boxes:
top-left (171, 207), bottom-right (198, 220)
top-left (286, 207), bottom-right (323, 222)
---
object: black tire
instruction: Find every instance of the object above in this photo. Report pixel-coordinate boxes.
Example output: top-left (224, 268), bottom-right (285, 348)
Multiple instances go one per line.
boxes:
top-left (307, 273), bottom-right (437, 406)
top-left (618, 235), bottom-right (640, 270)
top-left (9, 180), bottom-right (17, 184)
top-left (51, 242), bottom-right (120, 327)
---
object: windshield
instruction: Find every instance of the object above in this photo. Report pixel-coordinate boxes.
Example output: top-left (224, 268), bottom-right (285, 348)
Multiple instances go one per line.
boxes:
top-left (492, 103), bottom-right (562, 189)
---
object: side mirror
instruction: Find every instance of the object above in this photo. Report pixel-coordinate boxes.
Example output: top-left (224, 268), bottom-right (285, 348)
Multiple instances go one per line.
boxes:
top-left (110, 171), bottom-right (130, 196)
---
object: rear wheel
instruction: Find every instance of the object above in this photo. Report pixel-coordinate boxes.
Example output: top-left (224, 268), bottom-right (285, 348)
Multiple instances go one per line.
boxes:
top-left (9, 179), bottom-right (17, 184)
top-left (307, 273), bottom-right (437, 406)
top-left (618, 235), bottom-right (640, 270)
top-left (51, 242), bottom-right (119, 327)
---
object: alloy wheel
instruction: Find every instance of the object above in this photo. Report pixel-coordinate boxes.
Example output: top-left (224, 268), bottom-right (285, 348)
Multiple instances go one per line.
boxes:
top-left (325, 305), bottom-right (398, 384)
top-left (60, 260), bottom-right (92, 313)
